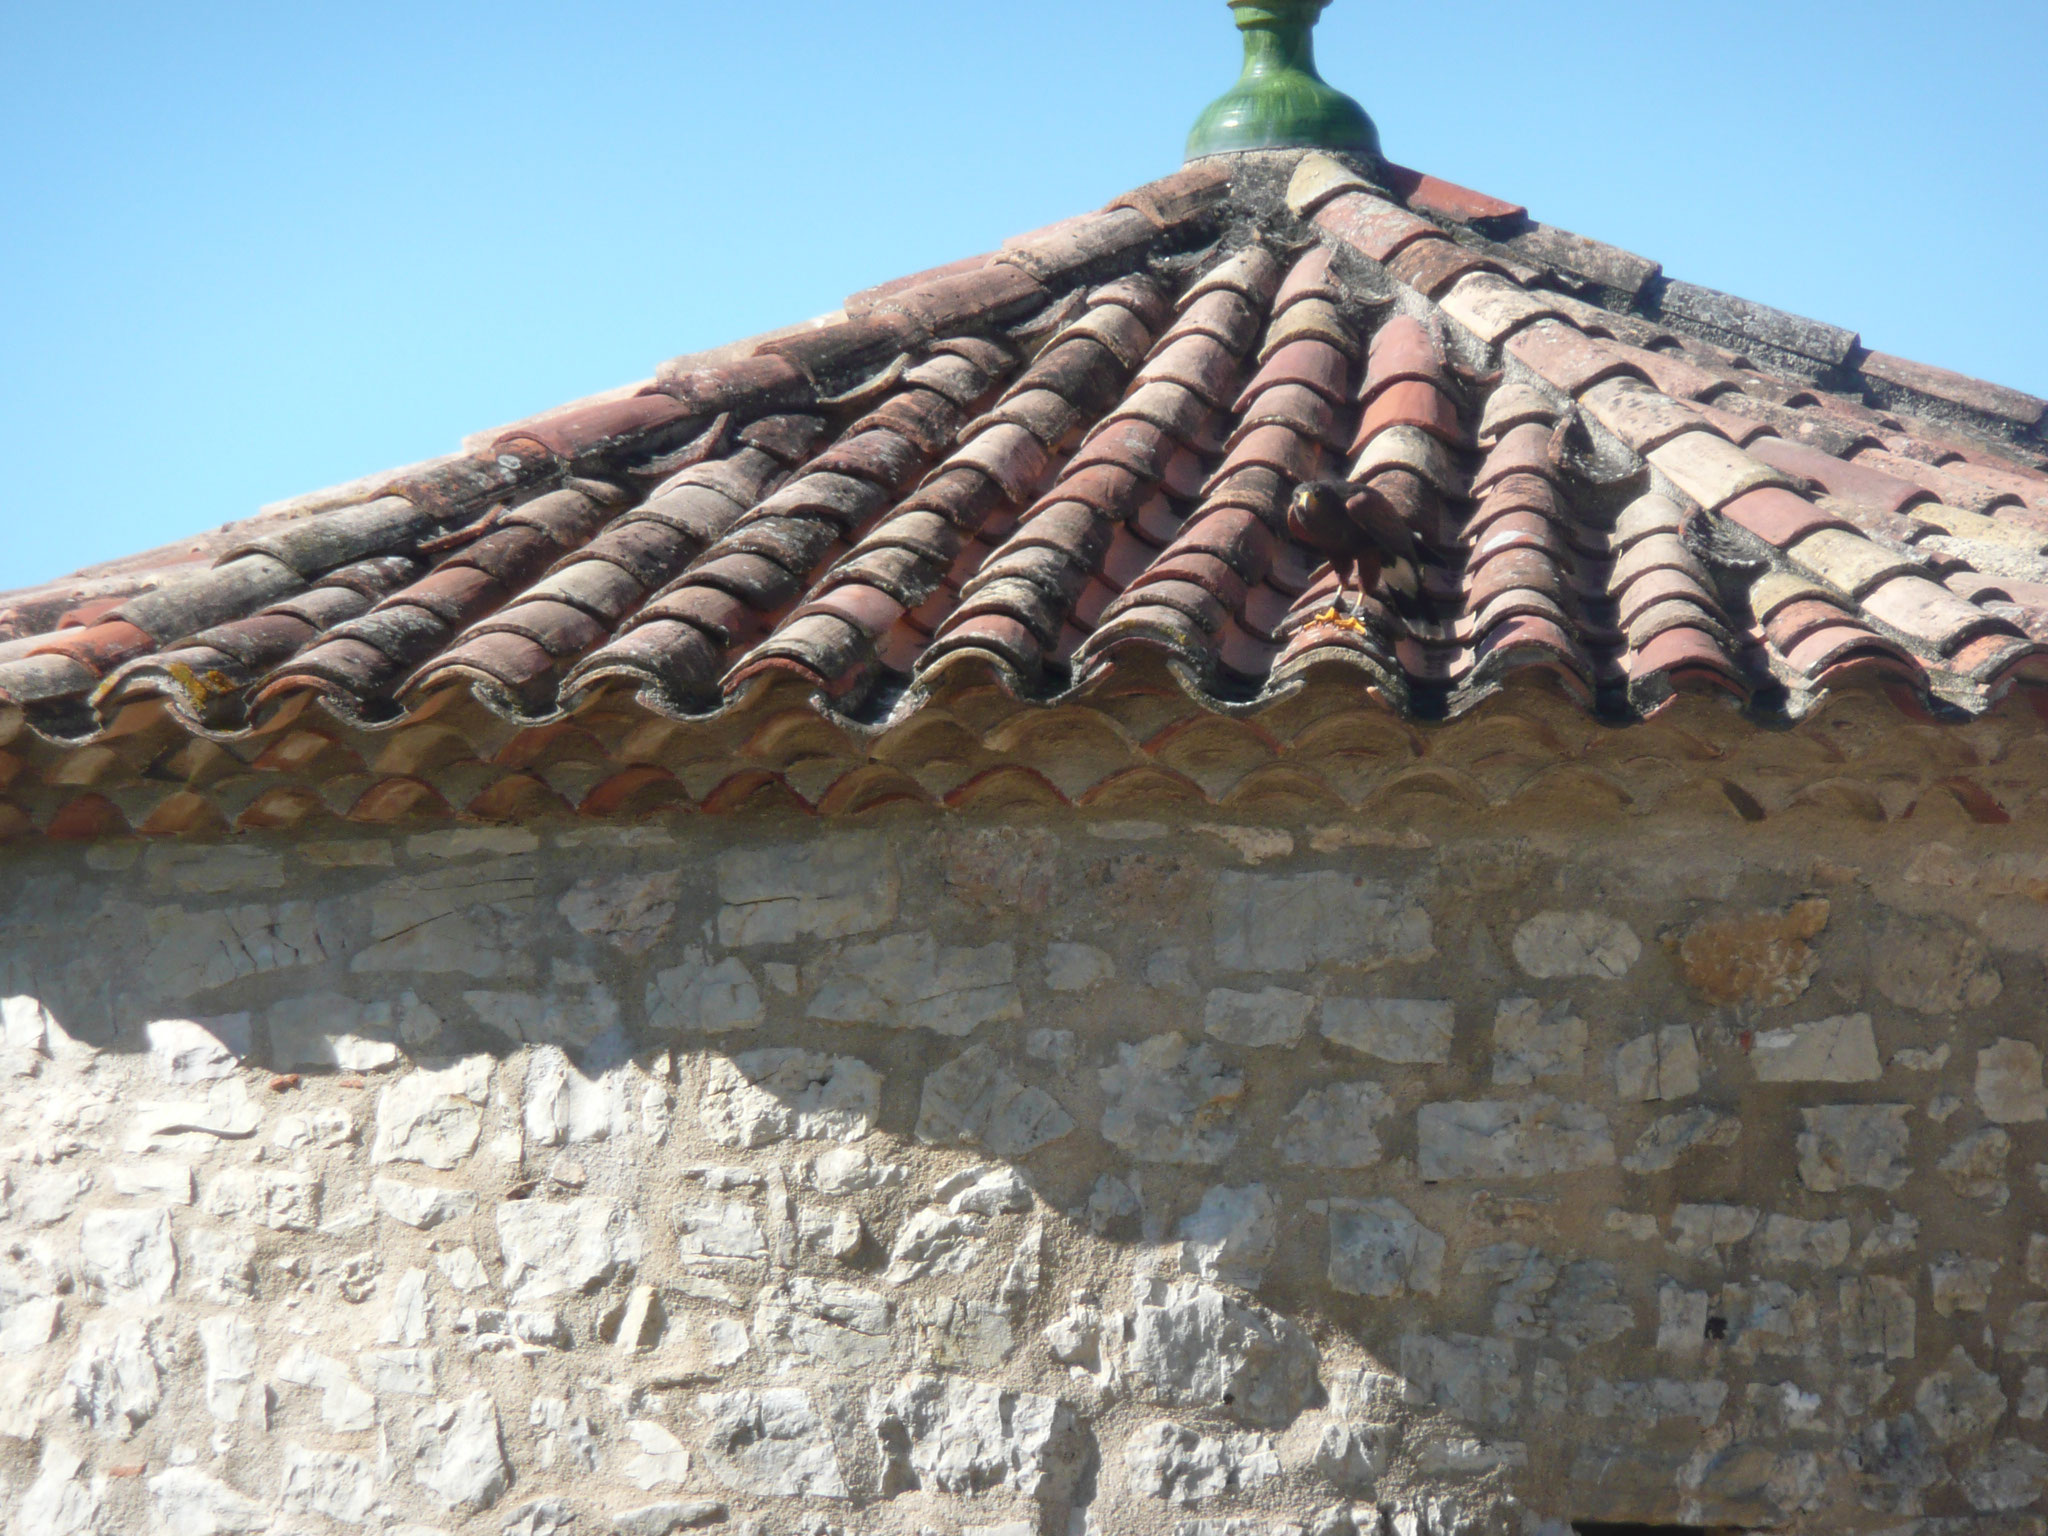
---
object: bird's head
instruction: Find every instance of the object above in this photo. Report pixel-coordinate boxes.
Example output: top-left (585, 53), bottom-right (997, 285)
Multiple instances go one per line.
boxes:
top-left (1287, 479), bottom-right (1347, 523)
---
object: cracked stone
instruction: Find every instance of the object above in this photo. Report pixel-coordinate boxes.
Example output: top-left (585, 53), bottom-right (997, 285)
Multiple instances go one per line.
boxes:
top-left (1491, 997), bottom-right (1586, 1084)
top-left (806, 931), bottom-right (1022, 1036)
top-left (1613, 1025), bottom-right (1700, 1101)
top-left (1751, 1014), bottom-right (1881, 1083)
top-left (1274, 1081), bottom-right (1394, 1169)
top-left (716, 836), bottom-right (898, 946)
top-left (1125, 1420), bottom-right (1279, 1502)
top-left (872, 1373), bottom-right (1082, 1499)
top-left (1100, 1034), bottom-right (1243, 1165)
top-left (1512, 911), bottom-right (1639, 979)
top-left (1202, 987), bottom-right (1315, 1048)
top-left (1418, 1096), bottom-right (1615, 1180)
top-left (1318, 998), bottom-right (1454, 1065)
top-left (693, 1389), bottom-right (849, 1498)
top-left (1796, 1104), bottom-right (1911, 1191)
top-left (1212, 871), bottom-right (1432, 974)
top-left (916, 1045), bottom-right (1074, 1156)
top-left (646, 948), bottom-right (764, 1035)
top-left (701, 1049), bottom-right (881, 1148)
top-left (1127, 1278), bottom-right (1318, 1427)
top-left (1329, 1198), bottom-right (1444, 1298)
top-left (372, 1056), bottom-right (493, 1170)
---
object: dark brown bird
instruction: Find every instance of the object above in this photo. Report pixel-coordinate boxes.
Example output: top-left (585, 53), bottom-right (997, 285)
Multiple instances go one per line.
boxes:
top-left (1286, 478), bottom-right (1426, 615)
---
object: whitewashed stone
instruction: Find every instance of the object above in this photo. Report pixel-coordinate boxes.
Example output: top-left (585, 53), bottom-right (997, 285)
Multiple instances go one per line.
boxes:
top-left (701, 1049), bottom-right (880, 1148)
top-left (1490, 997), bottom-right (1585, 1084)
top-left (1212, 871), bottom-right (1433, 973)
top-left (693, 1389), bottom-right (849, 1497)
top-left (1177, 1184), bottom-right (1278, 1287)
top-left (1418, 1096), bottom-right (1614, 1180)
top-left (0, 994), bottom-right (58, 1077)
top-left (18, 1443), bottom-right (98, 1536)
top-left (756, 1277), bottom-right (893, 1367)
top-left (522, 1043), bottom-right (630, 1146)
top-left (0, 1274), bottom-right (59, 1357)
top-left (78, 1206), bottom-right (177, 1302)
top-left (1125, 1420), bottom-right (1280, 1502)
top-left (1752, 1014), bottom-right (1881, 1083)
top-left (497, 1196), bottom-right (643, 1303)
top-left (875, 1374), bottom-right (1080, 1499)
top-left (1318, 998), bottom-right (1454, 1064)
top-left (806, 931), bottom-right (1021, 1035)
top-left (1622, 1107), bottom-right (1741, 1173)
top-left (352, 859), bottom-right (534, 977)
top-left (199, 1314), bottom-right (255, 1421)
top-left (145, 901), bottom-right (334, 998)
top-left (1796, 1104), bottom-right (1911, 1191)
top-left (558, 871), bottom-right (680, 956)
top-left (148, 1467), bottom-right (269, 1535)
top-left (1914, 1345), bottom-right (2007, 1444)
top-left (1758, 1215), bottom-right (1852, 1268)
top-left (202, 1165), bottom-right (321, 1232)
top-left (276, 1344), bottom-right (376, 1431)
top-left (16, 1168), bottom-right (91, 1227)
top-left (885, 1209), bottom-right (988, 1286)
top-left (64, 1316), bottom-right (161, 1436)
top-left (646, 948), bottom-right (763, 1036)
top-left (1045, 943), bottom-right (1114, 992)
top-left (1329, 1198), bottom-right (1444, 1298)
top-left (372, 1056), bottom-right (493, 1169)
top-left (1398, 1332), bottom-right (1517, 1424)
top-left (278, 1445), bottom-right (377, 1524)
top-left (146, 1015), bottom-right (247, 1082)
top-left (1511, 911), bottom-right (1639, 979)
top-left (412, 1391), bottom-right (511, 1511)
top-left (916, 1045), bottom-right (1074, 1156)
top-left (375, 1178), bottom-right (479, 1230)
top-left (625, 1421), bottom-right (694, 1491)
top-left (1274, 1081), bottom-right (1393, 1169)
top-left (1977, 1039), bottom-right (2047, 1124)
top-left (716, 836), bottom-right (897, 946)
top-left (1127, 1278), bottom-right (1318, 1427)
top-left (438, 1246), bottom-right (491, 1293)
top-left (112, 1162), bottom-right (195, 1204)
top-left (1202, 987), bottom-right (1314, 1048)
top-left (1613, 1026), bottom-right (1700, 1101)
top-left (1100, 1034), bottom-right (1243, 1165)
top-left (1839, 1276), bottom-right (1918, 1360)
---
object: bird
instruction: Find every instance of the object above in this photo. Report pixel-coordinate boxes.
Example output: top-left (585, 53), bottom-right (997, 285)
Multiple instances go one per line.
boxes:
top-left (1286, 477), bottom-right (1426, 617)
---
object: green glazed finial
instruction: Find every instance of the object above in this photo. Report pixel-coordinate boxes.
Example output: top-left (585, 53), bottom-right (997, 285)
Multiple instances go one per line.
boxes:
top-left (1186, 0), bottom-right (1379, 161)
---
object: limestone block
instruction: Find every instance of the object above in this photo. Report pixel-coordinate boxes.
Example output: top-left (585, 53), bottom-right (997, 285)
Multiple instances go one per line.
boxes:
top-left (270, 1107), bottom-right (354, 1151)
top-left (1757, 1215), bottom-right (1851, 1269)
top-left (1960, 1439), bottom-right (2048, 1513)
top-left (1177, 1184), bottom-right (1278, 1288)
top-left (351, 859), bottom-right (534, 978)
top-left (199, 1315), bottom-right (255, 1422)
top-left (806, 932), bottom-right (1022, 1036)
top-left (412, 1390), bottom-right (511, 1512)
top-left (612, 1503), bottom-right (729, 1536)
top-left (1913, 1345), bottom-right (2007, 1444)
top-left (716, 835), bottom-right (898, 946)
top-left (1274, 1081), bottom-right (1394, 1169)
top-left (1202, 987), bottom-right (1315, 1048)
top-left (1860, 1212), bottom-right (1921, 1264)
top-left (1751, 1014), bottom-right (1881, 1083)
top-left (372, 1056), bottom-right (493, 1170)
top-left (754, 1276), bottom-right (893, 1367)
top-left (144, 900), bottom-right (335, 998)
top-left (915, 1295), bottom-right (1016, 1370)
top-left (268, 992), bottom-right (421, 1072)
top-left (937, 1164), bottom-right (1031, 1216)
top-left (645, 949), bottom-right (764, 1035)
top-left (1669, 899), bottom-right (1827, 1006)
top-left (374, 1178), bottom-right (480, 1231)
top-left (1795, 1104), bottom-right (1910, 1191)
top-left (1510, 911), bottom-right (1639, 979)
top-left (1939, 1126), bottom-right (2011, 1200)
top-left (674, 1201), bottom-right (768, 1265)
top-left (872, 1374), bottom-right (1082, 1499)
top-left (1931, 1253), bottom-right (2001, 1315)
top-left (465, 967), bottom-right (621, 1049)
top-left (149, 1467), bottom-right (270, 1534)
top-left (63, 1316), bottom-right (162, 1436)
top-left (1212, 871), bottom-right (1433, 974)
top-left (1872, 914), bottom-right (2001, 1014)
top-left (1099, 1034), bottom-right (1243, 1165)
top-left (18, 1445), bottom-right (98, 1536)
top-left (693, 1389), bottom-right (849, 1497)
top-left (1328, 1198), bottom-right (1444, 1298)
top-left (1126, 1278), bottom-right (1318, 1427)
top-left (799, 1148), bottom-right (906, 1196)
top-left (203, 1166), bottom-right (321, 1233)
top-left (146, 1015), bottom-right (248, 1083)
top-left (360, 1347), bottom-right (437, 1397)
top-left (1581, 1377), bottom-right (1726, 1426)
top-left (558, 870), bottom-right (680, 956)
top-left (1491, 998), bottom-right (1586, 1084)
top-left (1417, 1096), bottom-right (1615, 1180)
top-left (78, 1206), bottom-right (177, 1302)
top-left (496, 1196), bottom-right (643, 1303)
top-left (1398, 1332), bottom-right (1518, 1424)
top-left (1124, 1420), bottom-right (1280, 1502)
top-left (1657, 1284), bottom-right (1709, 1360)
top-left (522, 1043), bottom-right (631, 1147)
top-left (1318, 998), bottom-right (1454, 1065)
top-left (1977, 1039), bottom-right (2047, 1123)
top-left (703, 1048), bottom-right (880, 1148)
top-left (276, 1345), bottom-right (376, 1431)
top-left (1610, 1025), bottom-right (1700, 1102)
top-left (916, 1045), bottom-right (1074, 1156)
top-left (1838, 1276), bottom-right (1917, 1360)
top-left (884, 1209), bottom-right (988, 1285)
top-left (1312, 1420), bottom-right (1389, 1492)
top-left (624, 1421), bottom-right (694, 1490)
top-left (2007, 1303), bottom-right (2048, 1355)
top-left (1045, 942), bottom-right (1114, 992)
top-left (1622, 1107), bottom-right (1740, 1173)
top-left (1668, 1203), bottom-right (1758, 1258)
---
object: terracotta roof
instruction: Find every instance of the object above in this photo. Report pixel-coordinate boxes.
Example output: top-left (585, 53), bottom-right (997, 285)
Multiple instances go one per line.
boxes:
top-left (4, 150), bottom-right (2048, 836)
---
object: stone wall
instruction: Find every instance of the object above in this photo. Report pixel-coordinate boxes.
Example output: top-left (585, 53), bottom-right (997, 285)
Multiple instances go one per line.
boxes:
top-left (0, 809), bottom-right (2043, 1536)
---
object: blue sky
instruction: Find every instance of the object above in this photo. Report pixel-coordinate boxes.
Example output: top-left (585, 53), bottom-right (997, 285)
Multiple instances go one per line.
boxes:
top-left (3, 0), bottom-right (2043, 592)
